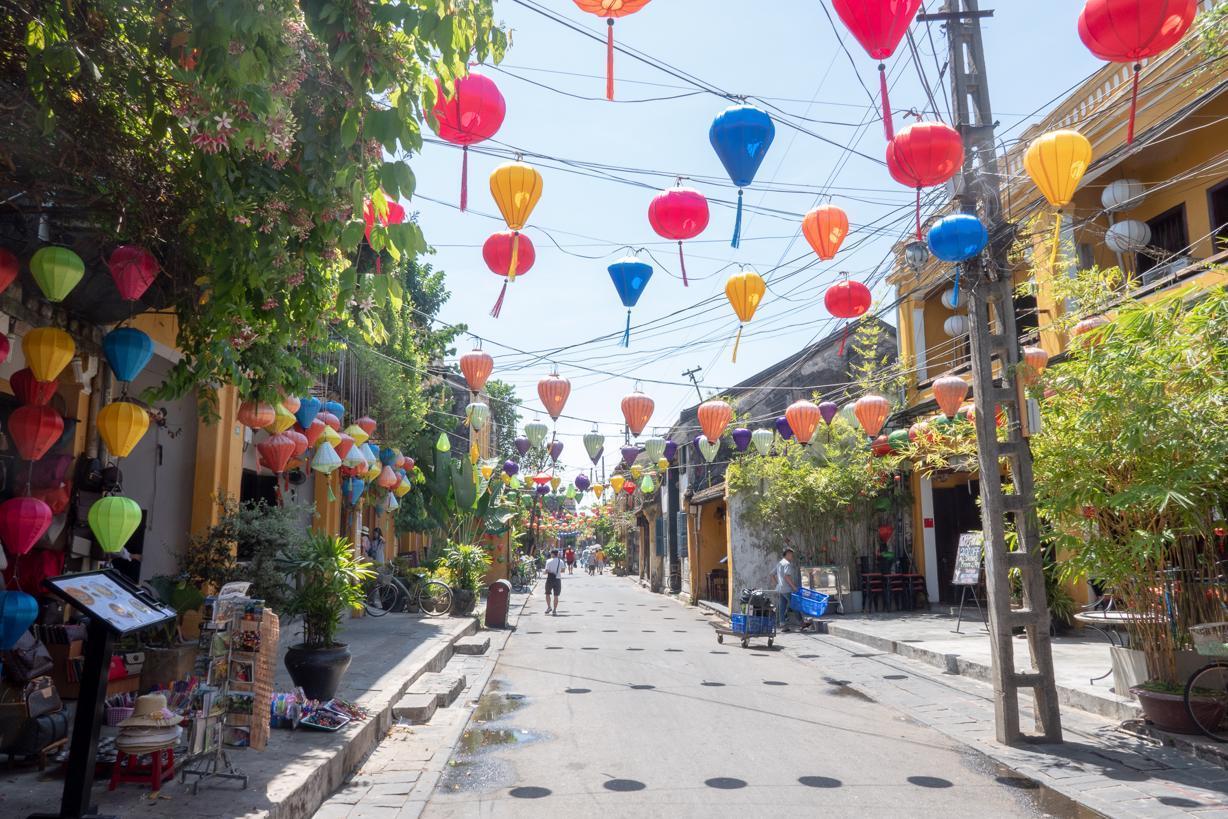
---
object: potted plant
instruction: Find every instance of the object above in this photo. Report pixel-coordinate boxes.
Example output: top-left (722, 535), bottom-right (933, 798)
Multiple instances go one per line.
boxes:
top-left (440, 542), bottom-right (491, 615)
top-left (603, 542), bottom-right (628, 575)
top-left (279, 533), bottom-right (375, 700)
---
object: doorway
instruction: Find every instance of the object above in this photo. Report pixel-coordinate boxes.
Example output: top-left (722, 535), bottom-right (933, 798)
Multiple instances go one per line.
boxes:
top-left (932, 479), bottom-right (982, 604)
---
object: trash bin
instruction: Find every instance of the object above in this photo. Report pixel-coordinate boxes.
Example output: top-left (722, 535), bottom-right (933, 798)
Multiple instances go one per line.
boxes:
top-left (485, 579), bottom-right (512, 628)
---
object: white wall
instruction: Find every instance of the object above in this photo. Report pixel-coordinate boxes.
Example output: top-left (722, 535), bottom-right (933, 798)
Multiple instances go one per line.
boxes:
top-left (727, 491), bottom-right (785, 599)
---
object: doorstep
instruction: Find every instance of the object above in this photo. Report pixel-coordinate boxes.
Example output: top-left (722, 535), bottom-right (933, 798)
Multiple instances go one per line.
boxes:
top-left (696, 598), bottom-right (730, 619)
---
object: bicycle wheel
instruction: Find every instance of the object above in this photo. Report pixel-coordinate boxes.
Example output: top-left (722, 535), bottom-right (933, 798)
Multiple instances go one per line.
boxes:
top-left (417, 579), bottom-right (453, 617)
top-left (364, 579), bottom-right (398, 617)
top-left (1185, 663), bottom-right (1228, 741)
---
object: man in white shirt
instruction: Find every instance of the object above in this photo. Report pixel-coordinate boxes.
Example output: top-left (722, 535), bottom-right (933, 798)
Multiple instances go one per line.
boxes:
top-left (543, 549), bottom-right (566, 615)
top-left (773, 548), bottom-right (797, 631)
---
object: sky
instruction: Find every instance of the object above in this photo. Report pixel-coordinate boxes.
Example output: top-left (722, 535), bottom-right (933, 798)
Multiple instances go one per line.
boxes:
top-left (406, 0), bottom-right (1104, 481)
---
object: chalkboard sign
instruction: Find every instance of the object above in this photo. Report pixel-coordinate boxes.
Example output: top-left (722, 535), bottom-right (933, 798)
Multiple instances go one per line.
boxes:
top-left (951, 531), bottom-right (985, 586)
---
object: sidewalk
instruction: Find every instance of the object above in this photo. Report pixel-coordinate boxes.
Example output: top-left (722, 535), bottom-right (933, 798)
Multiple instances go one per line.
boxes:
top-left (0, 612), bottom-right (477, 819)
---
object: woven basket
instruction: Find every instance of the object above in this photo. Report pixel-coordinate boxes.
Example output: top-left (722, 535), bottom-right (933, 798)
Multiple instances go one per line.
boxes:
top-left (105, 706), bottom-right (134, 727)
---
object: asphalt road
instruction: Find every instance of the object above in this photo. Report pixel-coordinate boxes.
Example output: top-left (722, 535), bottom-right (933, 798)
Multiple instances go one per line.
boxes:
top-left (422, 572), bottom-right (1049, 819)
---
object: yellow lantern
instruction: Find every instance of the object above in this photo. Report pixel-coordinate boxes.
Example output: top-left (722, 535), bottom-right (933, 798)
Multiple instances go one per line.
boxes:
top-left (592, 484), bottom-right (604, 498)
top-left (269, 402), bottom-right (296, 434)
top-left (344, 423), bottom-right (369, 446)
top-left (1024, 130), bottom-right (1092, 270)
top-left (630, 464), bottom-right (643, 480)
top-left (320, 424), bottom-right (342, 447)
top-left (550, 475), bottom-right (561, 492)
top-left (363, 461), bottom-right (381, 482)
top-left (23, 327), bottom-right (75, 382)
top-left (395, 477), bottom-right (413, 498)
top-left (480, 463), bottom-right (494, 480)
top-left (98, 400), bottom-right (149, 458)
top-left (610, 475), bottom-right (625, 495)
top-left (724, 269), bottom-right (766, 363)
top-left (489, 161), bottom-right (543, 282)
top-left (469, 442), bottom-right (480, 463)
top-left (657, 457), bottom-right (669, 471)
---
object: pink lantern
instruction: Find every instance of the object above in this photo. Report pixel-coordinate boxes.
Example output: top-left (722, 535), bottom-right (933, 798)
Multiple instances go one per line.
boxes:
top-left (107, 245), bottom-right (160, 301)
top-left (647, 186), bottom-right (709, 286)
top-left (430, 71), bottom-right (507, 211)
top-left (0, 497), bottom-right (52, 556)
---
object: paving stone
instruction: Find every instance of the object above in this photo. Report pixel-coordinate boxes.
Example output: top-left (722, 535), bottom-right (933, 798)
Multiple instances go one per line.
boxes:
top-left (391, 692), bottom-right (438, 724)
top-left (453, 635), bottom-right (490, 655)
top-left (312, 803), bottom-right (353, 819)
top-left (407, 671), bottom-right (467, 707)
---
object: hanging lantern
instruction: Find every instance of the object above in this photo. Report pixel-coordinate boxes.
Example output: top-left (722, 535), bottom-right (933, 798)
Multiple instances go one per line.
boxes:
top-left (709, 104), bottom-right (775, 248)
top-left (927, 214), bottom-right (988, 263)
top-left (489, 161), bottom-right (542, 281)
top-left (878, 523), bottom-right (895, 544)
top-left (357, 416), bottom-right (378, 438)
top-left (484, 230), bottom-right (537, 318)
top-left (430, 70), bottom-right (506, 211)
top-left (943, 315), bottom-right (969, 338)
top-left (610, 474), bottom-right (625, 495)
top-left (0, 248), bottom-right (19, 296)
top-left (269, 402), bottom-right (296, 434)
top-left (106, 245), bottom-right (160, 301)
top-left (1024, 130), bottom-right (1093, 271)
top-left (657, 457), bottom-right (669, 471)
top-left (608, 258), bottom-right (653, 346)
top-left (538, 371), bottom-right (571, 421)
top-left (904, 241), bottom-right (930, 273)
top-left (394, 476), bottom-right (413, 497)
top-left (503, 460), bottom-right (520, 478)
top-left (622, 479), bottom-right (636, 495)
top-left (318, 411), bottom-right (341, 433)
top-left (10, 369), bottom-right (57, 406)
top-left (775, 416), bottom-right (794, 440)
top-left (886, 121), bottom-right (965, 239)
top-left (0, 497), bottom-right (52, 556)
top-left (933, 375), bottom-right (969, 419)
top-left (786, 400), bottom-right (821, 445)
top-left (103, 327), bottom-right (153, 383)
top-left (1072, 315), bottom-right (1110, 341)
top-left (575, 474), bottom-right (591, 492)
top-left (29, 246), bottom-right (85, 302)
top-left (334, 433), bottom-right (356, 461)
top-left (286, 429), bottom-right (309, 458)
top-left (22, 327), bottom-right (75, 382)
top-left (648, 186), bottom-right (709, 286)
top-left (617, 445), bottom-right (638, 469)
top-left (663, 439), bottom-right (678, 463)
top-left (630, 464), bottom-right (643, 481)
top-left (312, 441), bottom-right (342, 475)
top-left (281, 395), bottom-right (301, 416)
top-left (525, 420), bottom-right (549, 449)
top-left (549, 440), bottom-right (564, 463)
top-left (9, 405), bottom-right (64, 461)
top-left (362, 196), bottom-right (406, 250)
top-left (620, 390), bottom-right (655, 437)
top-left (459, 348), bottom-right (495, 393)
top-left (640, 475), bottom-right (656, 494)
top-left (550, 475), bottom-right (562, 492)
top-left (0, 334), bottom-right (8, 367)
top-left (697, 400), bottom-right (733, 442)
top-left (344, 423), bottom-right (370, 446)
top-left (724, 268), bottom-right (765, 363)
top-left (1020, 346), bottom-right (1050, 386)
top-left (824, 277), bottom-right (873, 354)
top-left (341, 441), bottom-right (366, 470)
top-left (584, 430), bottom-right (605, 464)
top-left (379, 447), bottom-right (397, 467)
top-left (98, 401), bottom-right (149, 458)
top-left (319, 424), bottom-right (342, 448)
top-left (385, 494), bottom-right (400, 513)
top-left (466, 402), bottom-right (491, 431)
top-left (257, 432), bottom-right (296, 474)
top-left (698, 435), bottom-right (720, 463)
top-left (377, 465), bottom-right (399, 489)
top-left (295, 396), bottom-right (321, 429)
top-left (871, 435), bottom-right (892, 457)
top-left (941, 286), bottom-right (962, 310)
top-left (854, 394), bottom-right (891, 437)
top-left (88, 496), bottom-right (141, 553)
top-left (326, 400), bottom-right (346, 423)
top-left (591, 484), bottom-right (604, 499)
top-left (1101, 178), bottom-right (1147, 213)
top-left (751, 428), bottom-right (774, 456)
top-left (831, 0), bottom-right (923, 140)
top-left (802, 204), bottom-right (849, 261)
top-left (0, 591), bottom-right (38, 650)
top-left (1105, 220), bottom-right (1151, 253)
top-left (1078, 0), bottom-right (1196, 143)
top-left (888, 429), bottom-right (910, 452)
top-left (512, 436), bottom-right (530, 457)
top-left (642, 437), bottom-right (666, 462)
top-left (237, 401), bottom-right (275, 430)
top-left (819, 401), bottom-right (839, 427)
top-left (730, 428), bottom-right (752, 452)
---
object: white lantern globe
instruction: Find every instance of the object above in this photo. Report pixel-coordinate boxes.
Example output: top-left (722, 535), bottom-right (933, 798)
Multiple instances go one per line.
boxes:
top-left (1105, 220), bottom-right (1151, 254)
top-left (941, 286), bottom-right (962, 310)
top-left (943, 315), bottom-right (969, 337)
top-left (1101, 179), bottom-right (1146, 213)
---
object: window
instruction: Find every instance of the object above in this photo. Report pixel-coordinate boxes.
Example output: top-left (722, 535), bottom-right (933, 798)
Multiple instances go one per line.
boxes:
top-left (1209, 178), bottom-right (1228, 254)
top-left (1137, 204), bottom-right (1188, 276)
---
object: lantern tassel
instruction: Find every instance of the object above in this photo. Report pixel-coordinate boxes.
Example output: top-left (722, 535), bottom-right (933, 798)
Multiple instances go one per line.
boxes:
top-left (1127, 63), bottom-right (1140, 144)
top-left (490, 282), bottom-right (508, 318)
top-left (460, 146), bottom-right (469, 212)
top-left (507, 231), bottom-right (519, 283)
top-left (732, 189), bottom-right (744, 249)
top-left (1049, 210), bottom-right (1063, 273)
top-left (328, 477), bottom-right (336, 503)
top-left (838, 322), bottom-right (850, 356)
top-left (621, 309), bottom-right (631, 348)
top-left (879, 64), bottom-right (894, 141)
top-left (606, 19), bottom-right (615, 101)
top-left (914, 187), bottom-right (922, 240)
top-left (952, 266), bottom-right (961, 301)
top-left (731, 325), bottom-right (743, 363)
top-left (678, 241), bottom-right (688, 287)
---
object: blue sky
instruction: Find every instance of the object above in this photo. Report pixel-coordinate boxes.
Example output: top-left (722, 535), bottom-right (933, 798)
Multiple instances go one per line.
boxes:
top-left (408, 0), bottom-right (1103, 480)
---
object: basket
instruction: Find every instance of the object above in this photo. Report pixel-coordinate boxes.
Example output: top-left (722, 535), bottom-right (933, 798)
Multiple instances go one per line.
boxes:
top-left (105, 706), bottom-right (135, 727)
top-left (791, 588), bottom-right (829, 619)
top-left (1190, 622), bottom-right (1228, 658)
top-left (731, 614), bottom-right (774, 635)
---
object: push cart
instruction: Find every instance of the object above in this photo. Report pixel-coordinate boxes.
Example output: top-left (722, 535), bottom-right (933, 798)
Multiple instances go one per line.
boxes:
top-left (714, 589), bottom-right (777, 648)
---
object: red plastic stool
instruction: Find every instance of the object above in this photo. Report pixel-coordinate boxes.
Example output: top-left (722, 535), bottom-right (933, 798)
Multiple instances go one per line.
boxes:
top-left (109, 747), bottom-right (175, 793)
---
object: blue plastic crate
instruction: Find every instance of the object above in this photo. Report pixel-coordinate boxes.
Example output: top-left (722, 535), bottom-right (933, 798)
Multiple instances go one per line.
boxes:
top-left (731, 613), bottom-right (775, 635)
top-left (791, 588), bottom-right (829, 618)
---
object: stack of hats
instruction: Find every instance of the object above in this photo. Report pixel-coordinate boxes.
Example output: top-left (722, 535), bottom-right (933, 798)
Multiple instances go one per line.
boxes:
top-left (116, 694), bottom-right (182, 755)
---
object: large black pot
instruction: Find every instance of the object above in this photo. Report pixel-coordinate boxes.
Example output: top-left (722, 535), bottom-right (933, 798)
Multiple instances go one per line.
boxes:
top-left (284, 643), bottom-right (351, 701)
top-left (452, 589), bottom-right (476, 616)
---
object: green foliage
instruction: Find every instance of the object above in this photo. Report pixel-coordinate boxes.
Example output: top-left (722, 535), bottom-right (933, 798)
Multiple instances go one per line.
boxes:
top-left (439, 542), bottom-right (491, 594)
top-left (485, 380), bottom-right (522, 464)
top-left (602, 541), bottom-right (627, 570)
top-left (591, 511), bottom-right (617, 547)
top-left (1190, 1), bottom-right (1228, 71)
top-left (278, 533), bottom-right (375, 649)
top-left (847, 317), bottom-right (910, 398)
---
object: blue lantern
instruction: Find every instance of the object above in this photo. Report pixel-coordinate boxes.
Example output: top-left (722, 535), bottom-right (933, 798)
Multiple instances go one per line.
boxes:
top-left (607, 257), bottom-right (653, 347)
top-left (364, 442), bottom-right (380, 464)
top-left (709, 104), bottom-right (775, 248)
top-left (295, 396), bottom-right (321, 429)
top-left (927, 214), bottom-right (989, 263)
top-left (380, 446), bottom-right (396, 466)
top-left (0, 590), bottom-right (38, 650)
top-left (103, 327), bottom-right (153, 383)
top-left (325, 400), bottom-right (345, 423)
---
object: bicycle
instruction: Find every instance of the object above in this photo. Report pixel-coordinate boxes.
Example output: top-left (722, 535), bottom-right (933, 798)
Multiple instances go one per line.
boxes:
top-left (364, 565), bottom-right (409, 617)
top-left (403, 571), bottom-right (453, 617)
top-left (364, 565), bottom-right (453, 617)
top-left (1185, 622), bottom-right (1228, 741)
top-left (510, 557), bottom-right (536, 592)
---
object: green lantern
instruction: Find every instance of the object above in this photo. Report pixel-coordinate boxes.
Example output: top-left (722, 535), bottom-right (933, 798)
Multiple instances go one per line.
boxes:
top-left (435, 431), bottom-right (451, 452)
top-left (30, 246), bottom-right (85, 303)
top-left (640, 475), bottom-right (656, 494)
top-left (88, 495), bottom-right (141, 553)
top-left (887, 429), bottom-right (910, 452)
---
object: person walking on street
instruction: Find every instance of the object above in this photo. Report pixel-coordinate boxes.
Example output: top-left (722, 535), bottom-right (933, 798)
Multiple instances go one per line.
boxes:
top-left (595, 546), bottom-right (606, 575)
top-left (544, 549), bottom-right (565, 615)
top-left (565, 546), bottom-right (576, 574)
top-left (773, 548), bottom-right (797, 631)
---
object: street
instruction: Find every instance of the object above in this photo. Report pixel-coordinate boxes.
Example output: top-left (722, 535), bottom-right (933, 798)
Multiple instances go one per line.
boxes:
top-left (421, 574), bottom-right (1050, 818)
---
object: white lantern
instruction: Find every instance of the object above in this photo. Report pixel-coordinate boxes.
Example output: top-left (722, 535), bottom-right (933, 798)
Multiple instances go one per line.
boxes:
top-left (1105, 220), bottom-right (1151, 254)
top-left (698, 435), bottom-right (720, 463)
top-left (465, 402), bottom-right (490, 431)
top-left (904, 241), bottom-right (930, 272)
top-left (941, 286), bottom-right (962, 310)
top-left (944, 315), bottom-right (969, 337)
top-left (642, 436), bottom-right (666, 463)
top-left (1101, 179), bottom-right (1146, 213)
top-left (524, 420), bottom-right (549, 448)
top-left (751, 428), bottom-right (774, 456)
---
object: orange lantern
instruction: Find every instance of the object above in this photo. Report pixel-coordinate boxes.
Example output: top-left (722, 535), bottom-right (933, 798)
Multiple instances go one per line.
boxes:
top-left (697, 400), bottom-right (732, 442)
top-left (854, 394), bottom-right (890, 438)
top-left (237, 401), bottom-right (275, 430)
top-left (724, 268), bottom-right (766, 363)
top-left (538, 371), bottom-right (571, 422)
top-left (459, 348), bottom-right (494, 393)
top-left (1020, 346), bottom-right (1050, 386)
top-left (572, 0), bottom-right (653, 101)
top-left (785, 400), bottom-right (821, 445)
top-left (620, 389), bottom-right (654, 437)
top-left (801, 204), bottom-right (849, 261)
top-left (489, 161), bottom-right (543, 282)
top-left (932, 375), bottom-right (969, 419)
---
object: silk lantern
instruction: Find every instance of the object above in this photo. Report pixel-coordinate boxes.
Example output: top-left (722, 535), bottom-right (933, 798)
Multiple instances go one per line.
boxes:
top-left (237, 401), bottom-right (275, 430)
top-left (514, 436), bottom-right (531, 457)
top-left (802, 204), bottom-right (849, 262)
top-left (334, 433), bottom-right (355, 461)
top-left (647, 186), bottom-right (709, 286)
top-left (103, 327), bottom-right (153, 383)
top-left (88, 496), bottom-right (141, 553)
top-left (710, 104), bottom-right (775, 247)
top-left (10, 405), bottom-right (64, 461)
top-left (620, 445), bottom-right (641, 468)
top-left (1025, 129), bottom-right (1093, 271)
top-left (295, 396), bottom-right (321, 429)
top-left (933, 375), bottom-right (969, 419)
top-left (98, 400), bottom-right (149, 457)
top-left (362, 196), bottom-right (406, 272)
top-left (751, 428), bottom-right (774, 456)
top-left (886, 121), bottom-right (964, 239)
top-left (1102, 178), bottom-right (1147, 213)
top-left (610, 475), bottom-right (625, 495)
top-left (460, 348), bottom-right (495, 393)
top-left (549, 440), bottom-right (564, 463)
top-left (281, 395), bottom-right (300, 416)
top-left (325, 400), bottom-right (345, 423)
top-left (640, 475), bottom-right (656, 494)
top-left (927, 214), bottom-right (988, 263)
top-left (0, 497), bottom-right (52, 556)
top-left (395, 476), bottom-right (413, 497)
top-left (344, 423), bottom-right (369, 446)
top-left (854, 394), bottom-right (891, 438)
top-left (484, 230), bottom-right (536, 318)
top-left (786, 400), bottom-right (821, 445)
top-left (0, 334), bottom-right (8, 367)
top-left (30, 246), bottom-right (84, 302)
top-left (591, 484), bottom-right (604, 499)
top-left (357, 417), bottom-right (378, 438)
top-left (724, 269), bottom-right (765, 363)
top-left (776, 415), bottom-right (793, 440)
top-left (621, 390), bottom-right (654, 437)
top-left (269, 402), bottom-right (296, 434)
top-left (663, 439), bottom-right (678, 463)
top-left (1105, 220), bottom-right (1151, 253)
top-left (430, 70), bottom-right (506, 210)
top-left (697, 400), bottom-right (733, 442)
top-left (312, 441), bottom-right (342, 475)
top-left (538, 371), bottom-right (571, 421)
top-left (466, 402), bottom-right (491, 431)
top-left (698, 435), bottom-right (720, 463)
top-left (377, 466), bottom-right (399, 490)
top-left (0, 248), bottom-right (19, 296)
top-left (831, 0), bottom-right (923, 139)
top-left (318, 411), bottom-right (341, 433)
top-left (642, 437), bottom-right (666, 463)
top-left (489, 161), bottom-right (542, 282)
top-left (107, 245), bottom-right (160, 301)
top-left (819, 400), bottom-right (839, 427)
top-left (523, 420), bottom-right (548, 450)
top-left (1078, 0), bottom-right (1196, 143)
top-left (575, 473), bottom-right (591, 492)
top-left (0, 591), bottom-right (38, 650)
top-left (286, 429), bottom-right (309, 458)
top-left (10, 369), bottom-right (57, 406)
top-left (824, 278), bottom-right (872, 354)
top-left (608, 258), bottom-right (653, 346)
top-left (23, 327), bottom-right (75, 382)
top-left (1020, 346), bottom-right (1050, 386)
top-left (731, 428), bottom-right (751, 452)
top-left (572, 0), bottom-right (652, 100)
top-left (318, 424), bottom-right (341, 449)
top-left (584, 430), bottom-right (605, 464)
top-left (944, 315), bottom-right (969, 338)
top-left (257, 432), bottom-right (296, 474)
top-left (503, 460), bottom-right (520, 478)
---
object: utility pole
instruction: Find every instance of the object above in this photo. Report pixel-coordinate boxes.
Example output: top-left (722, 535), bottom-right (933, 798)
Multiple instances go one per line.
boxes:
top-left (920, 0), bottom-right (1062, 744)
top-left (681, 367), bottom-right (704, 403)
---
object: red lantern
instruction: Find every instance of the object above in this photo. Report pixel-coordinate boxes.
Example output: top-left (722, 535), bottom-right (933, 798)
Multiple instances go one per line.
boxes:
top-left (298, 419), bottom-right (325, 449)
top-left (106, 245), bottom-right (160, 301)
top-left (538, 372), bottom-right (571, 422)
top-left (319, 411), bottom-right (341, 432)
top-left (9, 405), bottom-right (64, 461)
top-left (10, 368), bottom-right (57, 406)
top-left (878, 523), bottom-right (894, 543)
top-left (647, 186), bottom-right (709, 286)
top-left (257, 432), bottom-right (296, 474)
top-left (1078, 0), bottom-right (1197, 143)
top-left (484, 231), bottom-right (536, 319)
top-left (886, 122), bottom-right (965, 239)
top-left (403, 457), bottom-right (415, 472)
top-left (362, 198), bottom-right (406, 273)
top-left (572, 0), bottom-right (653, 100)
top-left (622, 479), bottom-right (636, 495)
top-left (430, 71), bottom-right (506, 211)
top-left (0, 247), bottom-right (19, 295)
top-left (932, 375), bottom-right (970, 419)
top-left (335, 433), bottom-right (356, 461)
top-left (459, 348), bottom-right (494, 393)
top-left (871, 435), bottom-right (892, 457)
top-left (621, 390), bottom-right (655, 437)
top-left (285, 429), bottom-right (309, 459)
top-left (824, 278), bottom-right (873, 354)
top-left (0, 497), bottom-right (52, 556)
top-left (786, 400), bottom-right (821, 445)
top-left (831, 0), bottom-right (923, 140)
top-left (353, 417), bottom-right (376, 439)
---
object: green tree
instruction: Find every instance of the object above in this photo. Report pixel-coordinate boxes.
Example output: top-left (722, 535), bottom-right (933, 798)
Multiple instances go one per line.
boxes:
top-left (485, 379), bottom-right (522, 464)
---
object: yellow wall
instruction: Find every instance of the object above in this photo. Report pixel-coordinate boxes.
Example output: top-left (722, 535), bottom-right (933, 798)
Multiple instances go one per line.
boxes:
top-left (189, 384), bottom-right (244, 534)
